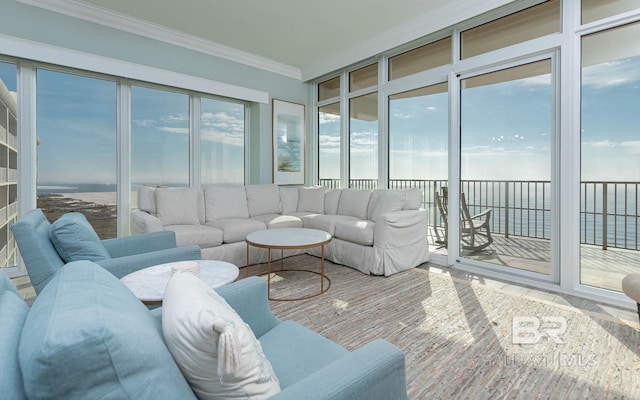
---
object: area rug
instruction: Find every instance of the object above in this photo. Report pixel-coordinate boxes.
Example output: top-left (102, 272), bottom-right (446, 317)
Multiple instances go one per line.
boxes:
top-left (247, 255), bottom-right (640, 399)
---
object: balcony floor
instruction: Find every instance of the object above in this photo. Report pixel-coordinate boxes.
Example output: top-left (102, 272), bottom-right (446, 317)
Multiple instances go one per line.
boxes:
top-left (428, 228), bottom-right (640, 292)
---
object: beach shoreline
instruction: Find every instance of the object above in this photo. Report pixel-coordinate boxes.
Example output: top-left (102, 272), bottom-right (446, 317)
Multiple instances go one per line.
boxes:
top-left (37, 193), bottom-right (117, 239)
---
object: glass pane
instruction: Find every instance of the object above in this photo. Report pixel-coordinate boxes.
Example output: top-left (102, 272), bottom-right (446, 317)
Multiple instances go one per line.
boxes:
top-left (389, 83), bottom-right (448, 252)
top-left (131, 85), bottom-right (189, 192)
top-left (36, 69), bottom-right (117, 239)
top-left (582, 0), bottom-right (640, 24)
top-left (581, 22), bottom-right (640, 292)
top-left (389, 37), bottom-right (452, 80)
top-left (0, 61), bottom-right (17, 267)
top-left (318, 77), bottom-right (340, 101)
top-left (318, 102), bottom-right (340, 188)
top-left (461, 0), bottom-right (560, 59)
top-left (460, 59), bottom-right (553, 274)
top-left (349, 64), bottom-right (377, 92)
top-left (349, 92), bottom-right (378, 188)
top-left (200, 98), bottom-right (245, 185)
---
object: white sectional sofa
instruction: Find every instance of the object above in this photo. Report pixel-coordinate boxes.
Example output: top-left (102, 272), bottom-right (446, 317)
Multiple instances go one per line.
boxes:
top-left (131, 184), bottom-right (429, 276)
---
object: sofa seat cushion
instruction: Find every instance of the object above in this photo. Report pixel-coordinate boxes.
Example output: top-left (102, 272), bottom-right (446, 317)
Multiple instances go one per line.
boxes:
top-left (0, 274), bottom-right (29, 400)
top-left (334, 220), bottom-right (375, 246)
top-left (164, 224), bottom-right (223, 248)
top-left (302, 214), bottom-right (360, 236)
top-left (250, 214), bottom-right (303, 229)
top-left (49, 212), bottom-right (112, 262)
top-left (246, 184), bottom-right (283, 217)
top-left (163, 271), bottom-right (281, 399)
top-left (206, 219), bottom-right (266, 243)
top-left (259, 320), bottom-right (348, 389)
top-left (19, 261), bottom-right (195, 400)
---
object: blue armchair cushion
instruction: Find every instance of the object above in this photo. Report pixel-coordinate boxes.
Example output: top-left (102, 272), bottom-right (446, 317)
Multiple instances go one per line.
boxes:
top-left (48, 212), bottom-right (111, 262)
top-left (18, 261), bottom-right (196, 400)
top-left (0, 273), bottom-right (28, 400)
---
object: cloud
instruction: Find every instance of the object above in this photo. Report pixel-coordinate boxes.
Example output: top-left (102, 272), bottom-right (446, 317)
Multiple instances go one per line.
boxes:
top-left (392, 112), bottom-right (413, 119)
top-left (319, 113), bottom-right (340, 124)
top-left (158, 127), bottom-right (188, 135)
top-left (583, 58), bottom-right (640, 88)
top-left (620, 141), bottom-right (640, 154)
top-left (587, 140), bottom-right (617, 148)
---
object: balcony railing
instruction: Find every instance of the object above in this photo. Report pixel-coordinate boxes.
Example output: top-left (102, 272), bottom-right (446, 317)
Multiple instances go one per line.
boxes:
top-left (319, 178), bottom-right (640, 251)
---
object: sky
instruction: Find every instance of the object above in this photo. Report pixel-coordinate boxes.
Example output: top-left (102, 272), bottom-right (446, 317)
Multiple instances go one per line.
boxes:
top-left (319, 55), bottom-right (640, 183)
top-left (1, 52), bottom-right (639, 190)
top-left (0, 63), bottom-right (245, 188)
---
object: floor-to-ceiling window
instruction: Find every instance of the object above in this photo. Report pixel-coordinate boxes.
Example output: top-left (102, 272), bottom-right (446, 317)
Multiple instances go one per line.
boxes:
top-left (389, 83), bottom-right (448, 252)
top-left (580, 20), bottom-right (640, 292)
top-left (317, 77), bottom-right (341, 189)
top-left (349, 64), bottom-right (378, 189)
top-left (36, 69), bottom-right (117, 239)
top-left (200, 97), bottom-right (245, 185)
top-left (0, 61), bottom-right (17, 269)
top-left (6, 56), bottom-right (250, 240)
top-left (131, 85), bottom-right (189, 189)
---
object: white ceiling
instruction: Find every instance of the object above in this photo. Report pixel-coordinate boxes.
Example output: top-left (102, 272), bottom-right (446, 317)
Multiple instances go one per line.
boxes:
top-left (21, 0), bottom-right (514, 80)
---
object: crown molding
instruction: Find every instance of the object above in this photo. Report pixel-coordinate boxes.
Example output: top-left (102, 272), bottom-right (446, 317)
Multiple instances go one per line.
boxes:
top-left (0, 33), bottom-right (269, 103)
top-left (302, 0), bottom-right (514, 81)
top-left (16, 0), bottom-right (302, 80)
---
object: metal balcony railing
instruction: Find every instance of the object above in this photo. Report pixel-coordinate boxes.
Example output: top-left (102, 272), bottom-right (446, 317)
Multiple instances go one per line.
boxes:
top-left (319, 178), bottom-right (640, 251)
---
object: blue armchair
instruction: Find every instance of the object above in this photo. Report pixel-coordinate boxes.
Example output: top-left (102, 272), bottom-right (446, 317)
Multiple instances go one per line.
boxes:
top-left (10, 209), bottom-right (201, 294)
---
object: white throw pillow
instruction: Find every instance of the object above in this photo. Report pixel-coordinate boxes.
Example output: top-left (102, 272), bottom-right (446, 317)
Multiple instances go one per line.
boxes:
top-left (337, 189), bottom-right (372, 220)
top-left (245, 184), bottom-right (282, 217)
top-left (162, 272), bottom-right (281, 400)
top-left (297, 186), bottom-right (327, 214)
top-left (204, 186), bottom-right (250, 221)
top-left (155, 188), bottom-right (200, 226)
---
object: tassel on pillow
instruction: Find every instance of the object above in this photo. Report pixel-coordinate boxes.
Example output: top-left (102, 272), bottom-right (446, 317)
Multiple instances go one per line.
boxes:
top-left (212, 318), bottom-right (240, 377)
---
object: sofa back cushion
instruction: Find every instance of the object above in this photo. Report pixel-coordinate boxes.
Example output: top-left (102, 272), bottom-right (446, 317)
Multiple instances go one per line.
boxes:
top-left (10, 209), bottom-right (65, 294)
top-left (279, 186), bottom-right (299, 214)
top-left (367, 190), bottom-right (406, 222)
top-left (155, 188), bottom-right (201, 226)
top-left (324, 189), bottom-right (342, 215)
top-left (402, 188), bottom-right (423, 210)
top-left (137, 185), bottom-right (158, 215)
top-left (19, 261), bottom-right (196, 400)
top-left (337, 189), bottom-right (372, 220)
top-left (245, 184), bottom-right (283, 217)
top-left (49, 212), bottom-right (112, 263)
top-left (297, 186), bottom-right (327, 214)
top-left (205, 186), bottom-right (250, 221)
top-left (0, 273), bottom-right (28, 399)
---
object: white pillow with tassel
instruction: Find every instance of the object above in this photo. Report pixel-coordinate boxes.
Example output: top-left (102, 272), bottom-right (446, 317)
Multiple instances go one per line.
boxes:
top-left (162, 272), bottom-right (281, 399)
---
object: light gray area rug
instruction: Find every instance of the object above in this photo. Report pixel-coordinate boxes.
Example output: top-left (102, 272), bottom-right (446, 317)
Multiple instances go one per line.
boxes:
top-left (246, 255), bottom-right (640, 399)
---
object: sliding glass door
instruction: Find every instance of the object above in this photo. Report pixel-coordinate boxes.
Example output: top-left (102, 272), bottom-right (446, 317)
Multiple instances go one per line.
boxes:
top-left (459, 59), bottom-right (554, 277)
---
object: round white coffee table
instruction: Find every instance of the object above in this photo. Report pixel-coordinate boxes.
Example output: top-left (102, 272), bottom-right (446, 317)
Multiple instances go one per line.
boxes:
top-left (120, 260), bottom-right (239, 305)
top-left (245, 228), bottom-right (332, 301)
